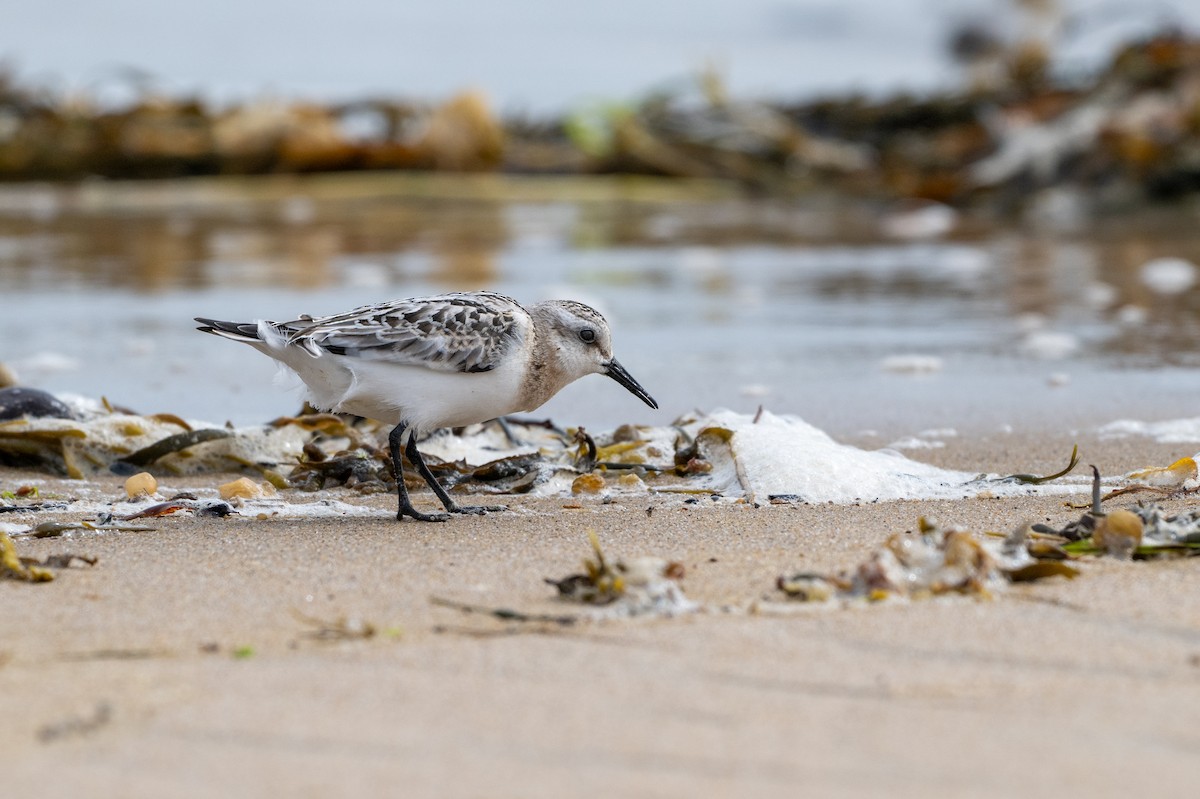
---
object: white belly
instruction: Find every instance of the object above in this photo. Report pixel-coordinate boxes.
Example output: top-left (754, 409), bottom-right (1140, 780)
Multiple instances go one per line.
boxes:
top-left (339, 357), bottom-right (529, 429)
top-left (258, 339), bottom-right (530, 431)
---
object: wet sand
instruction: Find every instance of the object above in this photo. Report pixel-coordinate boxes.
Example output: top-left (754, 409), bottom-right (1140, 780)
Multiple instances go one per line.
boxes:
top-left (2, 431), bottom-right (1199, 797)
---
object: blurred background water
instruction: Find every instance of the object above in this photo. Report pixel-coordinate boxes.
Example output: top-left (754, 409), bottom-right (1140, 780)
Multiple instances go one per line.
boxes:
top-left (3, 177), bottom-right (1200, 435)
top-left (3, 0), bottom-right (1200, 436)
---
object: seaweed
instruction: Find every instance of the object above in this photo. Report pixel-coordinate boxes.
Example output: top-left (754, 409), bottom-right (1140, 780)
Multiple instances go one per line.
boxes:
top-left (291, 609), bottom-right (384, 641)
top-left (116, 498), bottom-right (235, 520)
top-left (544, 530), bottom-right (693, 616)
top-left (777, 517), bottom-right (1079, 603)
top-left (430, 596), bottom-right (579, 626)
top-left (37, 702), bottom-right (113, 743)
top-left (995, 444), bottom-right (1080, 484)
top-left (545, 530), bottom-right (626, 605)
top-left (0, 532), bottom-right (52, 581)
top-left (1032, 467), bottom-right (1200, 559)
top-left (0, 387), bottom-right (74, 421)
top-left (431, 530), bottom-right (694, 626)
top-left (113, 428), bottom-right (233, 469)
top-left (288, 447), bottom-right (394, 493)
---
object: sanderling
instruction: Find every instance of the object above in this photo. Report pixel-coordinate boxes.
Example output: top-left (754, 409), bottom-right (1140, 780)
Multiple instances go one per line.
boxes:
top-left (196, 291), bottom-right (657, 521)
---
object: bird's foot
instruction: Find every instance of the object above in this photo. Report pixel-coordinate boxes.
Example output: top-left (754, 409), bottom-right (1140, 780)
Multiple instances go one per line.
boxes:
top-left (397, 505), bottom-right (451, 522)
top-left (449, 503), bottom-right (508, 516)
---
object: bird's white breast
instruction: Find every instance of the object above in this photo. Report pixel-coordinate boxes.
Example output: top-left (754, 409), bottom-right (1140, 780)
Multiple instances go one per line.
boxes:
top-left (336, 355), bottom-right (530, 430)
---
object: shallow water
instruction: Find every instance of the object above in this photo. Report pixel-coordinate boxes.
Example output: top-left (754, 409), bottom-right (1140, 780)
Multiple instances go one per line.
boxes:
top-left (3, 176), bottom-right (1200, 437)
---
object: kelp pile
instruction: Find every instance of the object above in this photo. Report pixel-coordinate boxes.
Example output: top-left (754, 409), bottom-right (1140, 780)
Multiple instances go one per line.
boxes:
top-left (544, 530), bottom-right (695, 618)
top-left (0, 387), bottom-right (683, 498)
top-left (1036, 467), bottom-right (1200, 560)
top-left (774, 505), bottom-right (1200, 606)
top-left (3, 31), bottom-right (1200, 208)
top-left (776, 469), bottom-right (1200, 606)
top-left (776, 517), bottom-right (1081, 603)
top-left (432, 530), bottom-right (695, 626)
top-left (0, 388), bottom-right (1167, 507)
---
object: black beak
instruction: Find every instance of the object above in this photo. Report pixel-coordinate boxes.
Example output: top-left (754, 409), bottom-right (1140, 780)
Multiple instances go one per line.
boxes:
top-left (604, 359), bottom-right (658, 410)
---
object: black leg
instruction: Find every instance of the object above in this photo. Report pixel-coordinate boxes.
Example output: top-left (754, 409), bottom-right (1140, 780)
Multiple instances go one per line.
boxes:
top-left (389, 423), bottom-right (449, 522)
top-left (494, 416), bottom-right (523, 447)
top-left (404, 433), bottom-right (507, 516)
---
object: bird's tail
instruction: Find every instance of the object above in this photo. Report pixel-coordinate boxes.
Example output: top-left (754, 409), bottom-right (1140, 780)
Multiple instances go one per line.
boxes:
top-left (194, 317), bottom-right (262, 342)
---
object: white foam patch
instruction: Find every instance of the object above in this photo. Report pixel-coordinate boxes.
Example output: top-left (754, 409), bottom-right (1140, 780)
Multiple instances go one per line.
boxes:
top-left (887, 436), bottom-right (945, 450)
top-left (686, 410), bottom-right (1081, 503)
top-left (243, 499), bottom-right (392, 518)
top-left (880, 354), bottom-right (943, 374)
top-left (1019, 330), bottom-right (1079, 359)
top-left (10, 351), bottom-right (81, 375)
top-left (1099, 417), bottom-right (1200, 443)
top-left (418, 424), bottom-right (540, 464)
top-left (1140, 257), bottom-right (1197, 295)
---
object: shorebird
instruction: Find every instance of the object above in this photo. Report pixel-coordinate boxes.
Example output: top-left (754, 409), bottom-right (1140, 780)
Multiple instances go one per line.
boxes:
top-left (196, 291), bottom-right (658, 521)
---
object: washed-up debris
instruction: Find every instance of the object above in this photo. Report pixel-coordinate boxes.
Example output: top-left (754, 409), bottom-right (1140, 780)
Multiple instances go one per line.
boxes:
top-left (432, 531), bottom-right (695, 627)
top-left (8, 519), bottom-right (157, 538)
top-left (18, 521), bottom-right (94, 538)
top-left (1, 531), bottom-right (52, 581)
top-left (0, 395), bottom-right (1093, 506)
top-left (37, 702), bottom-right (113, 744)
top-left (0, 387), bottom-right (74, 421)
top-left (777, 517), bottom-right (1079, 603)
top-left (113, 428), bottom-right (234, 471)
top-left (543, 531), bottom-right (695, 618)
top-left (463, 452), bottom-right (545, 492)
top-left (36, 552), bottom-right (99, 569)
top-left (1, 531), bottom-right (98, 582)
top-left (116, 498), bottom-right (236, 520)
top-left (1033, 466), bottom-right (1200, 559)
top-left (1052, 502), bottom-right (1200, 560)
top-left (59, 648), bottom-right (165, 662)
top-left (3, 485), bottom-right (38, 498)
top-left (430, 597), bottom-right (580, 627)
top-left (288, 447), bottom-right (394, 493)
top-left (291, 609), bottom-right (386, 642)
top-left (0, 411), bottom-right (308, 479)
top-left (994, 444), bottom-right (1080, 485)
top-left (1126, 457), bottom-right (1197, 488)
top-left (1082, 456), bottom-right (1200, 504)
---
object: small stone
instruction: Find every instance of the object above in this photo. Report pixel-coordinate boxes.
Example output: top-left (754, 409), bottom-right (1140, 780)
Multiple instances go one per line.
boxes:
top-left (1093, 510), bottom-right (1144, 559)
top-left (124, 472), bottom-right (157, 499)
top-left (219, 477), bottom-right (277, 501)
top-left (611, 424), bottom-right (640, 443)
top-left (618, 472), bottom-right (644, 489)
top-left (571, 472), bottom-right (606, 494)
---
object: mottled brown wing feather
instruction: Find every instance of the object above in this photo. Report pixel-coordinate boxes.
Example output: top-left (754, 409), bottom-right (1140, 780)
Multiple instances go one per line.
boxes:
top-left (274, 293), bottom-right (525, 373)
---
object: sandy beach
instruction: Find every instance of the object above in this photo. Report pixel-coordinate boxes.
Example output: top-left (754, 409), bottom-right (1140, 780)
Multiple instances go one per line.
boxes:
top-left (2, 429), bottom-right (1198, 798)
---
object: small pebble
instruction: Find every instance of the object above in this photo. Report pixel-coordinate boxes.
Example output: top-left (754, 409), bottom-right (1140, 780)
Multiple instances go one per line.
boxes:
top-left (124, 472), bottom-right (157, 499)
top-left (571, 472), bottom-right (606, 494)
top-left (219, 477), bottom-right (277, 501)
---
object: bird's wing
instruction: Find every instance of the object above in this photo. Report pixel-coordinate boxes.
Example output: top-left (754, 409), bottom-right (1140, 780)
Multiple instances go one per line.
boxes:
top-left (275, 293), bottom-right (526, 374)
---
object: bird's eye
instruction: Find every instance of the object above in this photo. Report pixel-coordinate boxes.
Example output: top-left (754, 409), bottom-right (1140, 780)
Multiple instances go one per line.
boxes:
top-left (579, 328), bottom-right (596, 344)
